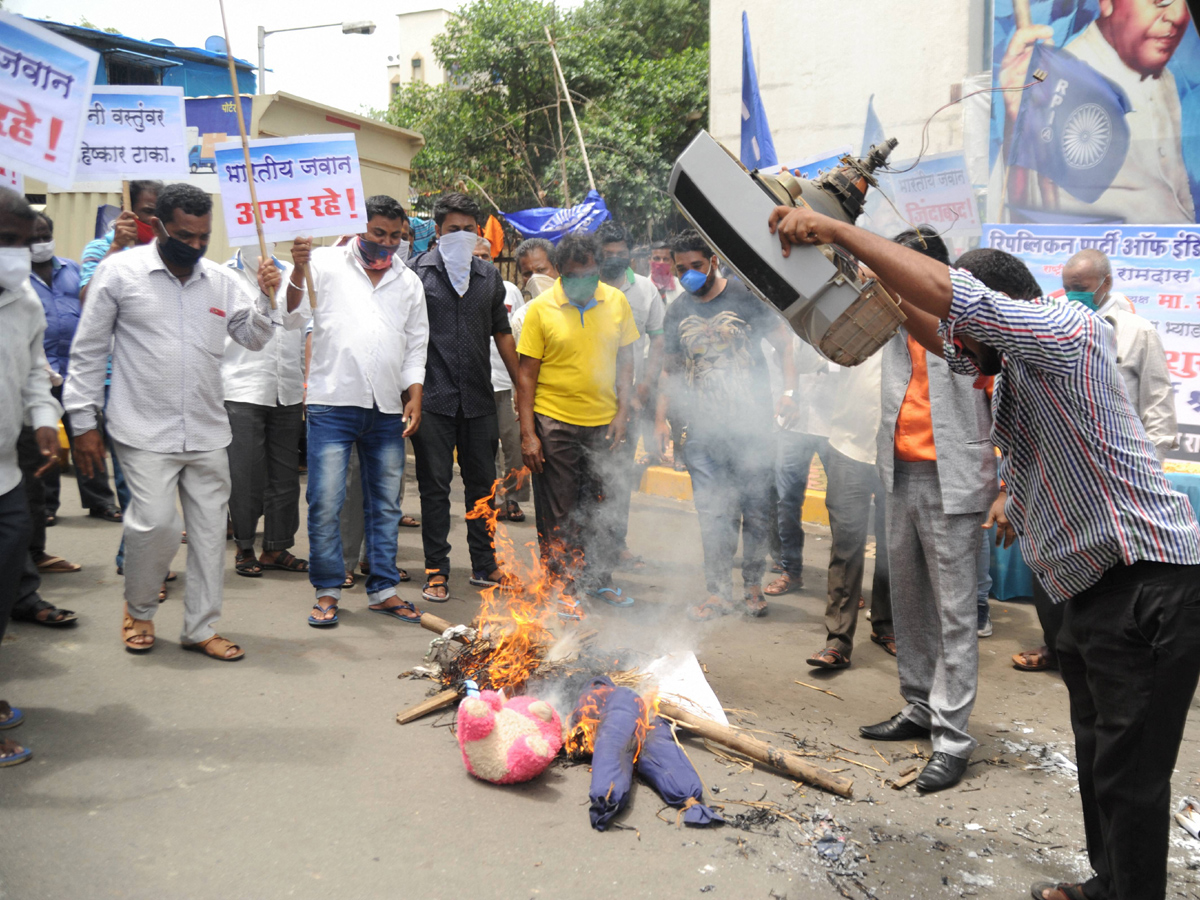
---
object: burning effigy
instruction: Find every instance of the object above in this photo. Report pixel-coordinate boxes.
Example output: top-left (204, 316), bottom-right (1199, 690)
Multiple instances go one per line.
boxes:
top-left (398, 480), bottom-right (854, 831)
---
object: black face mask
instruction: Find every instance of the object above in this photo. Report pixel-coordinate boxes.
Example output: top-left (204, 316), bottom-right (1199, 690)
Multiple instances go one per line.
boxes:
top-left (158, 235), bottom-right (206, 268)
top-left (600, 256), bottom-right (630, 282)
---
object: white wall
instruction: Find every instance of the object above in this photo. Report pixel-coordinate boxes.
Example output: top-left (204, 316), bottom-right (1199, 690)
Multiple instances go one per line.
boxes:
top-left (395, 8), bottom-right (455, 89)
top-left (710, 0), bottom-right (991, 167)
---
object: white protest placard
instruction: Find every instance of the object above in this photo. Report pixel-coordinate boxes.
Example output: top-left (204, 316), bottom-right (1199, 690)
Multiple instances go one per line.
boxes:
top-left (0, 12), bottom-right (98, 185)
top-left (0, 165), bottom-right (23, 193)
top-left (214, 133), bottom-right (366, 246)
top-left (78, 85), bottom-right (187, 180)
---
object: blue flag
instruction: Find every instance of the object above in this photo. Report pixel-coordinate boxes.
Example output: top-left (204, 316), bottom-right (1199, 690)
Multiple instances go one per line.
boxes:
top-left (501, 189), bottom-right (610, 244)
top-left (740, 12), bottom-right (777, 169)
top-left (1010, 43), bottom-right (1132, 204)
top-left (862, 94), bottom-right (885, 158)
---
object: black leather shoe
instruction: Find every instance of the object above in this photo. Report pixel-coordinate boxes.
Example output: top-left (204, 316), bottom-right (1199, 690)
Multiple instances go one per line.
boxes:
top-left (859, 712), bottom-right (931, 742)
top-left (915, 751), bottom-right (969, 792)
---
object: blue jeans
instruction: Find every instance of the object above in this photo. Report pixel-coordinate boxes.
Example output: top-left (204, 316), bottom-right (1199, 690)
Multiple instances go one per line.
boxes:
top-left (776, 432), bottom-right (830, 577)
top-left (686, 430), bottom-right (771, 602)
top-left (306, 404), bottom-right (406, 602)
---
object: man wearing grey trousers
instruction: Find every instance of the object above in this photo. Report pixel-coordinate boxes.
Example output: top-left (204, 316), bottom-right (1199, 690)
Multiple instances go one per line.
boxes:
top-left (859, 228), bottom-right (997, 793)
top-left (67, 184), bottom-right (285, 661)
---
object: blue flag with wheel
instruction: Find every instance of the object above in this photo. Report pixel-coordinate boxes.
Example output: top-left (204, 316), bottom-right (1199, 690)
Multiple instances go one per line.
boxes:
top-left (1009, 42), bottom-right (1132, 204)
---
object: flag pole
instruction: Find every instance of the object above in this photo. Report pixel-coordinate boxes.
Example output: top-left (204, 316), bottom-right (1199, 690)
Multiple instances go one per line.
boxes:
top-left (217, 0), bottom-right (276, 309)
top-left (544, 26), bottom-right (595, 193)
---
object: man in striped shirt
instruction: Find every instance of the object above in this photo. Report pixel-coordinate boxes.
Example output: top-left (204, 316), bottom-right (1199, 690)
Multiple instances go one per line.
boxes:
top-left (770, 204), bottom-right (1200, 900)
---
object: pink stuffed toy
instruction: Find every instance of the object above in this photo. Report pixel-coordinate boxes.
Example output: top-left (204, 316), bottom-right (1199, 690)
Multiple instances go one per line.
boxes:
top-left (456, 690), bottom-right (563, 784)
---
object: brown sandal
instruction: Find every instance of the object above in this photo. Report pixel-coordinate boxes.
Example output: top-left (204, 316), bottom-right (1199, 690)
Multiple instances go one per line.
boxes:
top-left (764, 572), bottom-right (801, 596)
top-left (687, 594), bottom-right (733, 622)
top-left (806, 647), bottom-right (850, 669)
top-left (181, 635), bottom-right (244, 661)
top-left (122, 608), bottom-right (155, 653)
top-left (1013, 646), bottom-right (1056, 671)
top-left (743, 588), bottom-right (768, 618)
top-left (871, 632), bottom-right (898, 657)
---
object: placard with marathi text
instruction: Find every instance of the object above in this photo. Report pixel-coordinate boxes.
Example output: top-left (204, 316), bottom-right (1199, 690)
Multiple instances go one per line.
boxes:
top-left (77, 85), bottom-right (187, 181)
top-left (0, 12), bottom-right (97, 185)
top-left (215, 133), bottom-right (365, 246)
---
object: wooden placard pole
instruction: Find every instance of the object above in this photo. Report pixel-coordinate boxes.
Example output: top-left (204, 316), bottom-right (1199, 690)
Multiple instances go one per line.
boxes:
top-left (121, 180), bottom-right (131, 213)
top-left (544, 26), bottom-right (595, 193)
top-left (659, 701), bottom-right (855, 798)
top-left (217, 0), bottom-right (276, 309)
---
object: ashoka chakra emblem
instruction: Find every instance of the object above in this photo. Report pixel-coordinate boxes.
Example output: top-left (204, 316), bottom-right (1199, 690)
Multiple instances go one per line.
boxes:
top-left (1061, 103), bottom-right (1111, 170)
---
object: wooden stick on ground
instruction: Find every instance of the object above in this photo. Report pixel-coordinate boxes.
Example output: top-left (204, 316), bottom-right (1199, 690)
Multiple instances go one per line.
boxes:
top-left (660, 701), bottom-right (854, 798)
top-left (420, 612), bottom-right (472, 644)
top-left (397, 688), bottom-right (461, 725)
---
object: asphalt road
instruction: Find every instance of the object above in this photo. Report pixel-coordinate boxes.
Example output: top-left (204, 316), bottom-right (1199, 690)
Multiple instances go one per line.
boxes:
top-left (4, 474), bottom-right (1200, 900)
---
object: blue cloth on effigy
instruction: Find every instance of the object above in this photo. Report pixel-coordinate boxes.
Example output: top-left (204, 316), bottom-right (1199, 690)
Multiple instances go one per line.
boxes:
top-left (636, 716), bottom-right (723, 826)
top-left (574, 676), bottom-right (642, 831)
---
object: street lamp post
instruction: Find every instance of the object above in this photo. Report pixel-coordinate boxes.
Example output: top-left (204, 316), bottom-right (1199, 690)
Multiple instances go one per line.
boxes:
top-left (256, 20), bottom-right (376, 94)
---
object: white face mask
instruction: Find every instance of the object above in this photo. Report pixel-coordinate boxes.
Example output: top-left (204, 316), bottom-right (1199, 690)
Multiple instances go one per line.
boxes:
top-left (242, 243), bottom-right (275, 274)
top-left (438, 230), bottom-right (478, 296)
top-left (0, 246), bottom-right (31, 290)
top-left (30, 240), bottom-right (55, 263)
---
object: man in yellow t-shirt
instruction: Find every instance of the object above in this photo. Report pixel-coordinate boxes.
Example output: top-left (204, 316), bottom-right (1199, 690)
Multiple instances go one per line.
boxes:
top-left (515, 232), bottom-right (640, 615)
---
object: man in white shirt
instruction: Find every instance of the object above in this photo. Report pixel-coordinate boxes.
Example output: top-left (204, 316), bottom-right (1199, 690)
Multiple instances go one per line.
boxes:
top-left (222, 245), bottom-right (310, 577)
top-left (765, 336), bottom-right (836, 597)
top-left (598, 222), bottom-right (666, 564)
top-left (1064, 249), bottom-right (1177, 461)
top-left (287, 196), bottom-right (429, 627)
top-left (474, 237), bottom-right (529, 522)
top-left (0, 188), bottom-right (61, 765)
top-left (999, 0), bottom-right (1194, 223)
top-left (67, 184), bottom-right (283, 662)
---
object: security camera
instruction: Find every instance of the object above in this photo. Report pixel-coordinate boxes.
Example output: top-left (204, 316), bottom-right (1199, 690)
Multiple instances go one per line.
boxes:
top-left (342, 21), bottom-right (376, 35)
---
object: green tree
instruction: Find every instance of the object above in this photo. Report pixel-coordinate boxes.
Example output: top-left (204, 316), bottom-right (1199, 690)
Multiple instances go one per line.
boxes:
top-left (380, 0), bottom-right (708, 237)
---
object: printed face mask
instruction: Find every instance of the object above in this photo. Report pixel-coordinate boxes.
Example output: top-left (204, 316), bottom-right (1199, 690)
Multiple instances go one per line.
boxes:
top-left (354, 236), bottom-right (397, 271)
top-left (0, 246), bottom-right (30, 290)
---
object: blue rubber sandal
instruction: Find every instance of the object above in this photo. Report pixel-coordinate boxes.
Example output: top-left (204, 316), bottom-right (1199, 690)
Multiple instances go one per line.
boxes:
top-left (308, 603), bottom-right (339, 627)
top-left (370, 600), bottom-right (422, 623)
top-left (557, 597), bottom-right (583, 622)
top-left (0, 706), bottom-right (23, 730)
top-left (587, 586), bottom-right (635, 608)
top-left (0, 741), bottom-right (31, 767)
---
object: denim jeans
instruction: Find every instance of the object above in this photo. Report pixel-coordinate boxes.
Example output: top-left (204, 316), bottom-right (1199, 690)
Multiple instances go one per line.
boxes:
top-left (776, 432), bottom-right (830, 577)
top-left (686, 430), bottom-right (771, 602)
top-left (306, 404), bottom-right (406, 602)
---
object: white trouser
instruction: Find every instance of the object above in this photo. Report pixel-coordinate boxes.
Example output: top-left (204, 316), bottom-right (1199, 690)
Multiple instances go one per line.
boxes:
top-left (115, 442), bottom-right (230, 644)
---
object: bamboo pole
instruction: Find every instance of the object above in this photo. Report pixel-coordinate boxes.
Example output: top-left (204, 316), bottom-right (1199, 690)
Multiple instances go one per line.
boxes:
top-left (420, 612), bottom-right (472, 644)
top-left (397, 688), bottom-right (462, 725)
top-left (217, 0), bottom-right (275, 309)
top-left (553, 77), bottom-right (571, 206)
top-left (121, 180), bottom-right (131, 213)
top-left (544, 26), bottom-right (595, 193)
top-left (659, 701), bottom-right (854, 798)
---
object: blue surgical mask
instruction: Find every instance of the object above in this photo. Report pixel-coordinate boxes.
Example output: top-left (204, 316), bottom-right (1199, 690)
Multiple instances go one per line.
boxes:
top-left (680, 265), bottom-right (711, 295)
top-left (1065, 290), bottom-right (1097, 310)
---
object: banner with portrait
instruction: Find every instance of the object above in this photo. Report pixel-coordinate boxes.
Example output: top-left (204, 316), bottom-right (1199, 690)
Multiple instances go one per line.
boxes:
top-left (986, 223), bottom-right (1200, 460)
top-left (988, 0), bottom-right (1200, 226)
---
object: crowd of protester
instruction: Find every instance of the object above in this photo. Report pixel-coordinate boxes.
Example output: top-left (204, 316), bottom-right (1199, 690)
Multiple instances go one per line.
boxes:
top-left (1, 178), bottom-right (1196, 900)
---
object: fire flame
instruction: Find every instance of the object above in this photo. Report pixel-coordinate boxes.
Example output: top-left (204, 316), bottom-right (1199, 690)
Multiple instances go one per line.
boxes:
top-left (566, 686), bottom-right (660, 762)
top-left (461, 471), bottom-right (587, 692)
